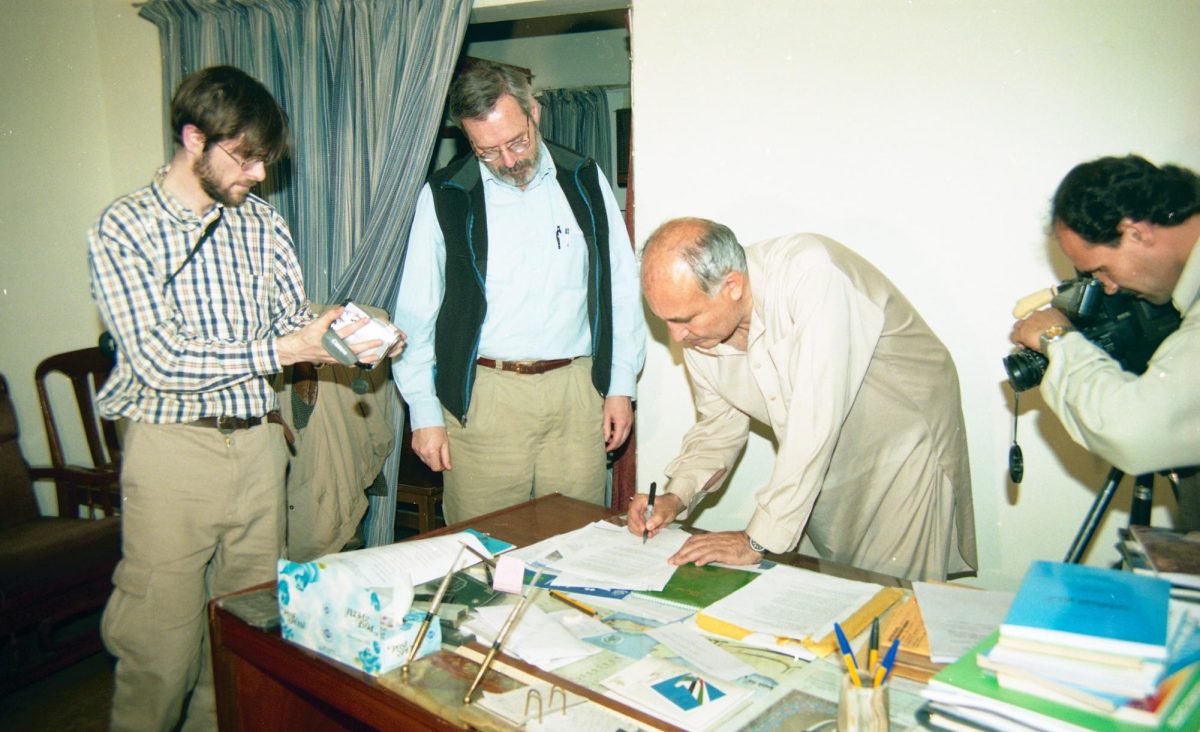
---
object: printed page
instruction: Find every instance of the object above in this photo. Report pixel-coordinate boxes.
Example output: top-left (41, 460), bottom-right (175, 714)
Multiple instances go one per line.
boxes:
top-left (914, 582), bottom-right (1015, 663)
top-left (701, 565), bottom-right (881, 640)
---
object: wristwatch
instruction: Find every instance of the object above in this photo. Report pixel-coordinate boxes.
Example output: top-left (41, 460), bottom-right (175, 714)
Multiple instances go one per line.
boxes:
top-left (1039, 324), bottom-right (1072, 352)
top-left (747, 535), bottom-right (766, 554)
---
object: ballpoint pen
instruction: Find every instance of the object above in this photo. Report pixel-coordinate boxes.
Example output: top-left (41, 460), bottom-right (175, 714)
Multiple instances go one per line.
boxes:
top-left (867, 616), bottom-right (880, 676)
top-left (464, 570), bottom-right (543, 703)
top-left (874, 637), bottom-right (900, 688)
top-left (642, 481), bottom-right (657, 544)
top-left (402, 544), bottom-right (465, 677)
top-left (833, 622), bottom-right (863, 688)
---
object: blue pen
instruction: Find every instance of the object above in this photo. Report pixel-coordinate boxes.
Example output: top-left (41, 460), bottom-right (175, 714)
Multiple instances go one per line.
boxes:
top-left (833, 622), bottom-right (863, 688)
top-left (873, 637), bottom-right (900, 687)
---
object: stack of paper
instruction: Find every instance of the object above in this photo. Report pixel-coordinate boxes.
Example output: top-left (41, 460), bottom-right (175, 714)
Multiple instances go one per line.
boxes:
top-left (464, 603), bottom-right (600, 671)
top-left (511, 521), bottom-right (689, 592)
top-left (692, 564), bottom-right (893, 658)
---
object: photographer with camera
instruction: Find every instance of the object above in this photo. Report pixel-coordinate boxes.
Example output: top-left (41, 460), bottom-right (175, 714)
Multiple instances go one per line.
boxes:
top-left (1010, 155), bottom-right (1200, 526)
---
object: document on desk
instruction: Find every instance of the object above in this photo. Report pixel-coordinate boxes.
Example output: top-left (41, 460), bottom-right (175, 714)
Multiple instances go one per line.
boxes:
top-left (913, 581), bottom-right (1014, 663)
top-left (526, 521), bottom-right (688, 592)
top-left (700, 564), bottom-right (881, 640)
top-left (646, 621), bottom-right (756, 681)
top-left (600, 656), bottom-right (753, 731)
top-left (465, 603), bottom-right (600, 671)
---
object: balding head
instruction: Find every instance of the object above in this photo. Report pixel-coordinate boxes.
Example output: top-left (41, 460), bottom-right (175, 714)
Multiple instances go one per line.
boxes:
top-left (641, 217), bottom-right (752, 349)
top-left (642, 217), bottom-right (747, 296)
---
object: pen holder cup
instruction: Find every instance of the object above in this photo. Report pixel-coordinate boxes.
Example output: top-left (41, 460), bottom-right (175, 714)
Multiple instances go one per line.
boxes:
top-left (837, 672), bottom-right (889, 732)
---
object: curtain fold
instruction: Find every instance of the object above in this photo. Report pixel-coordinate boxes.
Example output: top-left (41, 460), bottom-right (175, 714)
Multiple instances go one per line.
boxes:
top-left (537, 87), bottom-right (614, 181)
top-left (139, 0), bottom-right (473, 547)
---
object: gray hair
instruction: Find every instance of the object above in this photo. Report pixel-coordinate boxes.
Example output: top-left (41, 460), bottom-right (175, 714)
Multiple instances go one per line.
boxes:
top-left (650, 217), bottom-right (747, 296)
top-left (447, 59), bottom-right (535, 125)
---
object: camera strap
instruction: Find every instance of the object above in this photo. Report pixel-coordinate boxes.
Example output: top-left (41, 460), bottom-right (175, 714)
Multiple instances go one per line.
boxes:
top-left (164, 208), bottom-right (225, 291)
top-left (1009, 391), bottom-right (1024, 484)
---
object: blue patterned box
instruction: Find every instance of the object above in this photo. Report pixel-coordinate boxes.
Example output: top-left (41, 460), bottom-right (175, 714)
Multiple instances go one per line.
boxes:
top-left (277, 557), bottom-right (441, 675)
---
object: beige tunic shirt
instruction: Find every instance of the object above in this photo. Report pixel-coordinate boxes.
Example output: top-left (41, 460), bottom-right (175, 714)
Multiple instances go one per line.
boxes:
top-left (1042, 235), bottom-right (1200, 475)
top-left (664, 234), bottom-right (977, 580)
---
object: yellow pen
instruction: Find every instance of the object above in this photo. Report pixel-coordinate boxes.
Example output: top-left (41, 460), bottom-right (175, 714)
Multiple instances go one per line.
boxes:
top-left (548, 589), bottom-right (599, 617)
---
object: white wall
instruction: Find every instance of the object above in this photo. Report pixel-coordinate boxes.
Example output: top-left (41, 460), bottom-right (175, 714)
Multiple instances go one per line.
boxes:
top-left (631, 0), bottom-right (1200, 589)
top-left (0, 0), bottom-right (161, 512)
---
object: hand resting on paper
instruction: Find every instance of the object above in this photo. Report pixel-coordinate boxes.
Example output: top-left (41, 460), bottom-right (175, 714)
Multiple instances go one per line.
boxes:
top-left (668, 531), bottom-right (763, 567)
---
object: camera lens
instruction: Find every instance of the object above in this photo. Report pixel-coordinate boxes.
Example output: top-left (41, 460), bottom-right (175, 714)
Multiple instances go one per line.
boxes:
top-left (1003, 349), bottom-right (1049, 392)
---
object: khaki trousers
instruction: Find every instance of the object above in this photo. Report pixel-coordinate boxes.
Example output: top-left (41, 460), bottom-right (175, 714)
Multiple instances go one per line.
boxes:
top-left (442, 357), bottom-right (606, 524)
top-left (102, 421), bottom-right (287, 732)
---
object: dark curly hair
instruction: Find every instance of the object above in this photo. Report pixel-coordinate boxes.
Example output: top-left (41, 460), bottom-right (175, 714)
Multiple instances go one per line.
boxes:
top-left (1051, 155), bottom-right (1200, 246)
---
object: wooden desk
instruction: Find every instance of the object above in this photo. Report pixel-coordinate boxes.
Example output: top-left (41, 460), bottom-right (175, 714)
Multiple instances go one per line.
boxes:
top-left (209, 494), bottom-right (904, 731)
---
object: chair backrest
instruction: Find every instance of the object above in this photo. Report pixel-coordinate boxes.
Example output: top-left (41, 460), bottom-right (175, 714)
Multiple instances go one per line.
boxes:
top-left (35, 347), bottom-right (121, 472)
top-left (0, 373), bottom-right (41, 527)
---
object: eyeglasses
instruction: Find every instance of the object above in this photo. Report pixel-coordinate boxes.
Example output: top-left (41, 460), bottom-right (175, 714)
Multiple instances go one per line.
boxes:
top-left (473, 118), bottom-right (534, 163)
top-left (213, 141), bottom-right (264, 172)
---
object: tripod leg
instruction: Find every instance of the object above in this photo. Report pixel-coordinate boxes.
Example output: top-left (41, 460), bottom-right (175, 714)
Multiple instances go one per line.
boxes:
top-left (1130, 474), bottom-right (1153, 526)
top-left (1064, 467), bottom-right (1124, 564)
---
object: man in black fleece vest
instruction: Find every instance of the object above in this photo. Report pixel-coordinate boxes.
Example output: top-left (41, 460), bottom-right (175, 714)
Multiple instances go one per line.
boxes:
top-left (391, 59), bottom-right (645, 523)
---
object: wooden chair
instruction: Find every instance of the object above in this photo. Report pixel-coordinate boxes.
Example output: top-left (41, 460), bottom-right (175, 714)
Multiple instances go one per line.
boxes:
top-left (394, 413), bottom-right (443, 535)
top-left (0, 369), bottom-right (121, 695)
top-left (35, 347), bottom-right (122, 517)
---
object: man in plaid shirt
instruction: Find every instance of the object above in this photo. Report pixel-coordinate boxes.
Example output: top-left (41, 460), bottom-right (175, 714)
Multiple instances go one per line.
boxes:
top-left (88, 66), bottom-right (401, 731)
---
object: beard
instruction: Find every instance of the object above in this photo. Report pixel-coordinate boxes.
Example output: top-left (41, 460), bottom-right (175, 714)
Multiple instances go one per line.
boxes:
top-left (194, 152), bottom-right (251, 207)
top-left (488, 143), bottom-right (541, 187)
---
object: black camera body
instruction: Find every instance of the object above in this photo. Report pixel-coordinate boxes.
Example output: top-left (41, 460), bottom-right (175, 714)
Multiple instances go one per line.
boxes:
top-left (1004, 276), bottom-right (1181, 392)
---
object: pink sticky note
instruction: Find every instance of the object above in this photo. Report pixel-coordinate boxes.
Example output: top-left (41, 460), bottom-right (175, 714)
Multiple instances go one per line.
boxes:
top-left (493, 555), bottom-right (526, 594)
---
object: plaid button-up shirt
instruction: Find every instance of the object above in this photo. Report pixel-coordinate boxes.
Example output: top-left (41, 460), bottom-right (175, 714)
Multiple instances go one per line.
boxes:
top-left (88, 167), bottom-right (313, 423)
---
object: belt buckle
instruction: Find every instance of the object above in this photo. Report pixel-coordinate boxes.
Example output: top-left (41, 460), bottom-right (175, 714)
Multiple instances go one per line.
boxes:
top-left (216, 416), bottom-right (237, 434)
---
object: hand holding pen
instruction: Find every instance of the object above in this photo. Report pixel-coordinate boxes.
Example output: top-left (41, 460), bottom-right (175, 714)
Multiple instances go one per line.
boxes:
top-left (642, 481), bottom-right (657, 544)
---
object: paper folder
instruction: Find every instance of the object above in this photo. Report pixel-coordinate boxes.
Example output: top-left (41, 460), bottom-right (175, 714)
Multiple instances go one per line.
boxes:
top-left (695, 587), bottom-right (905, 657)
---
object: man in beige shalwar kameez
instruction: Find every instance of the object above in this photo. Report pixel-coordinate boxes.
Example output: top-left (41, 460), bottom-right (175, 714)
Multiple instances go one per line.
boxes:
top-left (630, 217), bottom-right (976, 581)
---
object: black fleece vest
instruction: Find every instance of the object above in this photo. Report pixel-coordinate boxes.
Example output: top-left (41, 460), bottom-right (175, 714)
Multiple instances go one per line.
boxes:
top-left (428, 141), bottom-right (614, 422)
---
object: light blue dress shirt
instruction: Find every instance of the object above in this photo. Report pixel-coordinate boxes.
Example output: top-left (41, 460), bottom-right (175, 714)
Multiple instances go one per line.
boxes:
top-left (392, 143), bottom-right (645, 429)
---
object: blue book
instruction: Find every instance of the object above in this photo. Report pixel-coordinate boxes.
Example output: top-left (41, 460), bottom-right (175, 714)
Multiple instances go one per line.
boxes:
top-left (1001, 560), bottom-right (1170, 661)
top-left (462, 528), bottom-right (514, 556)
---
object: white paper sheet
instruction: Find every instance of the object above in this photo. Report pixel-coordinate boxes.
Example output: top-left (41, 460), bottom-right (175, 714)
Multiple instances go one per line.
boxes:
top-left (465, 603), bottom-right (599, 671)
top-left (547, 522), bottom-right (689, 591)
top-left (913, 582), bottom-right (1015, 663)
top-left (700, 564), bottom-right (881, 640)
top-left (647, 622), bottom-right (756, 681)
top-left (306, 531), bottom-right (487, 587)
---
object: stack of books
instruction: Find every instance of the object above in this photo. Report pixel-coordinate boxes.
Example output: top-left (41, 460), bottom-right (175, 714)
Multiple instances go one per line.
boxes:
top-left (920, 561), bottom-right (1200, 731)
top-left (1121, 526), bottom-right (1200, 600)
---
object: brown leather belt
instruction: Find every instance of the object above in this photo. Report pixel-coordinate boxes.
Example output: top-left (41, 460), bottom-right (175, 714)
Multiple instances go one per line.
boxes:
top-left (475, 357), bottom-right (575, 375)
top-left (190, 410), bottom-right (284, 433)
